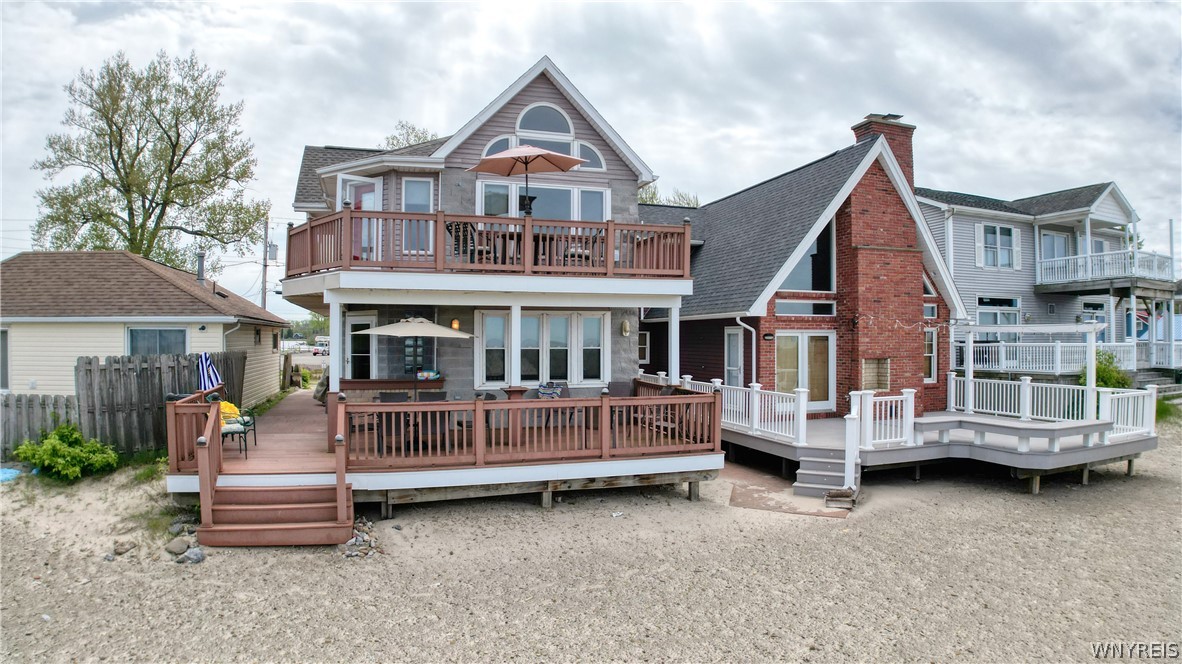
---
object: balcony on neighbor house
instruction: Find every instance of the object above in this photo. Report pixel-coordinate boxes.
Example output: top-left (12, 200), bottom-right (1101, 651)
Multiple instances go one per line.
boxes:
top-left (1036, 249), bottom-right (1175, 287)
top-left (285, 209), bottom-right (692, 281)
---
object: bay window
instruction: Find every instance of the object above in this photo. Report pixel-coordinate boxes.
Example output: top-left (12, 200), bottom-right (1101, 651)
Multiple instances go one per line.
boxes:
top-left (476, 311), bottom-right (609, 387)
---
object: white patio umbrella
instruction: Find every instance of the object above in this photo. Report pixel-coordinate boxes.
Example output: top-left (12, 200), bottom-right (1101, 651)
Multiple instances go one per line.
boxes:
top-left (467, 145), bottom-right (586, 215)
top-left (353, 317), bottom-right (473, 400)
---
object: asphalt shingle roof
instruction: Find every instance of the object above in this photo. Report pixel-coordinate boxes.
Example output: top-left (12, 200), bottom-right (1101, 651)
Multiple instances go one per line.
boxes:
top-left (916, 182), bottom-right (1112, 217)
top-left (640, 139), bottom-right (876, 318)
top-left (0, 251), bottom-right (288, 326)
top-left (293, 137), bottom-right (454, 208)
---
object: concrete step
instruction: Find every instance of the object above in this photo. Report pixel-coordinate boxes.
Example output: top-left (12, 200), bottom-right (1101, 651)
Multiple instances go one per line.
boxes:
top-left (211, 501), bottom-right (345, 525)
top-left (214, 485), bottom-right (338, 505)
top-left (196, 521), bottom-right (354, 547)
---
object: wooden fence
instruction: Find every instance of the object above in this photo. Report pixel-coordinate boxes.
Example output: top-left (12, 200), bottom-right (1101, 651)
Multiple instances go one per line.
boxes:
top-left (0, 352), bottom-right (245, 457)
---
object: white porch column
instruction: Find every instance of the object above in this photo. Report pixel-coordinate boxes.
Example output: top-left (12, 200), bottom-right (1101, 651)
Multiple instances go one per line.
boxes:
top-left (1084, 215), bottom-right (1093, 280)
top-left (964, 332), bottom-right (975, 414)
top-left (328, 300), bottom-right (342, 392)
top-left (1085, 328), bottom-right (1097, 419)
top-left (1132, 217), bottom-right (1140, 278)
top-left (1169, 299), bottom-right (1177, 368)
top-left (509, 304), bottom-right (522, 386)
top-left (1107, 295), bottom-right (1117, 343)
top-left (668, 305), bottom-right (681, 382)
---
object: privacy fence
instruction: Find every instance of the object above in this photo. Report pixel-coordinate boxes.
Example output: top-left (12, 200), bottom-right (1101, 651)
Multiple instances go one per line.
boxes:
top-left (1, 352), bottom-right (246, 457)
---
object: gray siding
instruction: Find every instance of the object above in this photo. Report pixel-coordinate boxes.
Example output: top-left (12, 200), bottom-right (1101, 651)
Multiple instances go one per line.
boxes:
top-left (920, 202), bottom-right (946, 259)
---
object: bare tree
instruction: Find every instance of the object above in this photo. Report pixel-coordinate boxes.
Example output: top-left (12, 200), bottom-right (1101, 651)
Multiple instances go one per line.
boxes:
top-left (381, 120), bottom-right (439, 150)
top-left (638, 184), bottom-right (699, 207)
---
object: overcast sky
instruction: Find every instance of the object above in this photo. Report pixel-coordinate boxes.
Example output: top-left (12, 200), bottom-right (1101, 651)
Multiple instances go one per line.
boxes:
top-left (3, 2), bottom-right (1180, 321)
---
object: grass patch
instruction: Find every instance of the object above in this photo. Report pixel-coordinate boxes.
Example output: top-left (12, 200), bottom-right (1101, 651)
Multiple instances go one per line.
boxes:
top-left (250, 388), bottom-right (292, 418)
top-left (131, 458), bottom-right (167, 484)
top-left (129, 500), bottom-right (198, 539)
top-left (1156, 398), bottom-right (1180, 422)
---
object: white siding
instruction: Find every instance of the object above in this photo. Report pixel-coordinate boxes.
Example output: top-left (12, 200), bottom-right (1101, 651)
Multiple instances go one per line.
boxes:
top-left (1092, 190), bottom-right (1131, 224)
top-left (225, 325), bottom-right (283, 407)
top-left (920, 202), bottom-right (946, 258)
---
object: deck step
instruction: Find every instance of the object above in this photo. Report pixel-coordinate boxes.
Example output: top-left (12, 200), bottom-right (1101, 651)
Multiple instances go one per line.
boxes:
top-left (798, 456), bottom-right (845, 473)
top-left (196, 521), bottom-right (353, 547)
top-left (211, 501), bottom-right (346, 525)
top-left (795, 469), bottom-right (846, 485)
top-left (791, 481), bottom-right (840, 498)
top-left (214, 485), bottom-right (338, 505)
top-left (793, 446), bottom-right (846, 460)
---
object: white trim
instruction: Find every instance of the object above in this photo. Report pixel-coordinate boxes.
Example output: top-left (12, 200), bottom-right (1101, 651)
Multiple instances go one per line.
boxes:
top-left (166, 454), bottom-right (725, 494)
top-left (344, 313), bottom-right (377, 380)
top-left (773, 330), bottom-right (837, 411)
top-left (293, 202), bottom-right (330, 213)
top-left (516, 101), bottom-right (575, 137)
top-left (979, 222), bottom-right (1019, 270)
top-left (336, 173), bottom-right (383, 213)
top-left (295, 271), bottom-right (692, 299)
top-left (723, 326), bottom-right (744, 387)
top-left (476, 179), bottom-right (610, 221)
top-left (126, 326), bottom-right (189, 355)
top-left (923, 328), bottom-right (938, 383)
top-left (315, 155), bottom-right (444, 179)
top-left (401, 177), bottom-right (435, 213)
top-left (482, 135), bottom-right (514, 158)
top-left (642, 311), bottom-right (748, 323)
top-left (774, 300), bottom-right (837, 316)
top-left (474, 309), bottom-right (610, 389)
top-left (0, 316), bottom-right (237, 324)
top-left (923, 303), bottom-right (938, 319)
top-left (575, 141), bottom-right (606, 171)
top-left (430, 56), bottom-right (656, 183)
top-left (922, 273), bottom-right (936, 296)
top-left (321, 286), bottom-right (683, 310)
top-left (637, 330), bottom-right (650, 365)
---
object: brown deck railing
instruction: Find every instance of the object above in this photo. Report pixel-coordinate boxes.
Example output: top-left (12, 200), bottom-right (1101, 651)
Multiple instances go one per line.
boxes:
top-left (193, 401), bottom-right (223, 527)
top-left (286, 210), bottom-right (691, 279)
top-left (335, 390), bottom-right (723, 471)
top-left (165, 385), bottom-right (225, 473)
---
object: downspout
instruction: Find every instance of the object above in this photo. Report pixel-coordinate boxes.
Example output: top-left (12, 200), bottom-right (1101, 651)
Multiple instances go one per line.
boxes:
top-left (222, 321), bottom-right (241, 353)
top-left (735, 316), bottom-right (758, 386)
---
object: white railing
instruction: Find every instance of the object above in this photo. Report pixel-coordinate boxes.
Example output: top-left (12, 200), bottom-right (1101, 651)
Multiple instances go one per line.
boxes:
top-left (847, 389), bottom-right (917, 450)
top-left (657, 373), bottom-right (809, 444)
top-left (953, 341), bottom-right (1137, 374)
top-left (1029, 382), bottom-right (1089, 421)
top-left (1099, 386), bottom-right (1158, 441)
top-left (949, 374), bottom-right (1092, 421)
top-left (1146, 342), bottom-right (1182, 369)
top-left (1037, 250), bottom-right (1174, 284)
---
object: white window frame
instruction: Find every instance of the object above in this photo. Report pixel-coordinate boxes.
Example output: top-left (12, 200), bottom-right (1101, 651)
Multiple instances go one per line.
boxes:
top-left (976, 296), bottom-right (1021, 342)
top-left (774, 300), bottom-right (836, 317)
top-left (724, 327), bottom-right (745, 388)
top-left (482, 134), bottom-right (514, 158)
top-left (344, 313), bottom-right (378, 380)
top-left (982, 223), bottom-right (1016, 269)
top-left (779, 220), bottom-right (836, 293)
top-left (474, 310), bottom-right (610, 388)
top-left (923, 303), bottom-right (938, 319)
top-left (774, 330), bottom-right (837, 411)
top-left (516, 102), bottom-right (575, 139)
top-left (335, 174), bottom-right (383, 212)
top-left (575, 142), bottom-right (606, 171)
top-left (923, 328), bottom-right (938, 383)
top-left (126, 326), bottom-right (189, 356)
top-left (476, 180), bottom-right (610, 222)
top-left (1041, 229), bottom-right (1072, 260)
top-left (637, 330), bottom-right (650, 365)
top-left (401, 177), bottom-right (435, 254)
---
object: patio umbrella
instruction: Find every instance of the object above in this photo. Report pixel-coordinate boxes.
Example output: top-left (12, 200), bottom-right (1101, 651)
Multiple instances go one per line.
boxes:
top-left (353, 318), bottom-right (473, 400)
top-left (467, 145), bottom-right (586, 215)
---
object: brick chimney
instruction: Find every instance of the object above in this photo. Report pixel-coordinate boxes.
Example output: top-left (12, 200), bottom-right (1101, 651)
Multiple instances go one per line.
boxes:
top-left (852, 113), bottom-right (915, 190)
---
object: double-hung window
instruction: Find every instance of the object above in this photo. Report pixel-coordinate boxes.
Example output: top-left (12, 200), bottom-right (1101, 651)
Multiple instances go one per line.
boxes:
top-left (923, 329), bottom-right (938, 383)
top-left (982, 224), bottom-right (1014, 268)
top-left (977, 297), bottom-right (1020, 342)
top-left (402, 178), bottom-right (434, 253)
top-left (476, 311), bottom-right (609, 387)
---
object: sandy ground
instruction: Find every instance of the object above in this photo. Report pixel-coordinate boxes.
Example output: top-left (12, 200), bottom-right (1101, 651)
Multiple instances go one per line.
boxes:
top-left (2, 423), bottom-right (1180, 663)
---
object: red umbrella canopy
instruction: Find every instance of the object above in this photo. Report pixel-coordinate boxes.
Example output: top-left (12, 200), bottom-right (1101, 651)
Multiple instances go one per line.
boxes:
top-left (466, 144), bottom-right (587, 176)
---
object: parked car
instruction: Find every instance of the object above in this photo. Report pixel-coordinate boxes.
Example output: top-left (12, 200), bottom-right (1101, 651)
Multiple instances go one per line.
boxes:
top-left (312, 344), bottom-right (329, 356)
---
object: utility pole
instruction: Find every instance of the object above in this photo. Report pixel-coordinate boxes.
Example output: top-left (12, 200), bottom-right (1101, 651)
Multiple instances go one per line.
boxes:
top-left (261, 221), bottom-right (269, 309)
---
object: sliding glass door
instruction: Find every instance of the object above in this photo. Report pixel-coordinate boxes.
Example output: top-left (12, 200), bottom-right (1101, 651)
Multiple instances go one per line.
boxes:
top-left (774, 331), bottom-right (836, 410)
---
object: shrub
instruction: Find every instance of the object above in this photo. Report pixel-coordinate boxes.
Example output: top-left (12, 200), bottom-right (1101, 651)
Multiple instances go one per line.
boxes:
top-left (13, 423), bottom-right (119, 481)
top-left (300, 367), bottom-right (311, 389)
top-left (1080, 350), bottom-right (1132, 389)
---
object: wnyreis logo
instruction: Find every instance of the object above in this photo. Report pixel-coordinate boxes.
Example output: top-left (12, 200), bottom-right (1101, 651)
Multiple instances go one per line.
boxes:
top-left (1091, 642), bottom-right (1179, 659)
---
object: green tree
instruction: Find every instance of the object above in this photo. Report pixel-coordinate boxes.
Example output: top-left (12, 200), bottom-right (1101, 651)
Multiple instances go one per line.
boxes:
top-left (289, 313), bottom-right (328, 340)
top-left (381, 120), bottom-right (438, 150)
top-left (32, 50), bottom-right (269, 273)
top-left (638, 184), bottom-right (699, 207)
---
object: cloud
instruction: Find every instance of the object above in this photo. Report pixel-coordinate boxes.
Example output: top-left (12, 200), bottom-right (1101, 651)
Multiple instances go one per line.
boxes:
top-left (2, 1), bottom-right (1178, 320)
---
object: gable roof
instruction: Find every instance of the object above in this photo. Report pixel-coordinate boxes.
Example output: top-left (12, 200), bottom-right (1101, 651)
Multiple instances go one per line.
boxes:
top-left (0, 251), bottom-right (288, 326)
top-left (431, 56), bottom-right (654, 183)
top-left (294, 145), bottom-right (386, 209)
top-left (1009, 182), bottom-right (1112, 216)
top-left (636, 203), bottom-right (700, 228)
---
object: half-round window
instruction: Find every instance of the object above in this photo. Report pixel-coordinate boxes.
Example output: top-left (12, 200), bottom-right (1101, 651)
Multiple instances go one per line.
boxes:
top-left (518, 104), bottom-right (572, 135)
top-left (484, 136), bottom-right (511, 157)
top-left (578, 142), bottom-right (604, 170)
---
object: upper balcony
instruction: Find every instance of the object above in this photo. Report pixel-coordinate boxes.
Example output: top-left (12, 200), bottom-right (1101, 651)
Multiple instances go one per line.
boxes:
top-left (1035, 249), bottom-right (1175, 292)
top-left (285, 209), bottom-right (691, 281)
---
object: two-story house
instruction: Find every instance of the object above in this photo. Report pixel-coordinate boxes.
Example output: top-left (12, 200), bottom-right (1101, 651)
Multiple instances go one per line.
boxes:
top-left (916, 182), bottom-right (1178, 378)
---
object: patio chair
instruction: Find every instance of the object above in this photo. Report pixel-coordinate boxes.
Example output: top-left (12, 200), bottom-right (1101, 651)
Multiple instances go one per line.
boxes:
top-left (447, 221), bottom-right (496, 265)
top-left (541, 381), bottom-right (578, 426)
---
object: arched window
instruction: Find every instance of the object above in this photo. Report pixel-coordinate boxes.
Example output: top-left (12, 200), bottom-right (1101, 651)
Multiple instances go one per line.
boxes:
top-left (483, 136), bottom-right (511, 157)
top-left (517, 104), bottom-right (572, 135)
top-left (577, 142), bottom-right (604, 170)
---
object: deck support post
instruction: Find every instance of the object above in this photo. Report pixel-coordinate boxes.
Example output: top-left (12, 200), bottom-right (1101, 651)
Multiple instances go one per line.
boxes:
top-left (328, 299), bottom-right (342, 393)
top-left (1145, 385), bottom-right (1158, 435)
top-left (1127, 459), bottom-right (1135, 476)
top-left (1082, 465), bottom-right (1090, 485)
top-left (1029, 474), bottom-right (1041, 495)
top-left (973, 430), bottom-right (985, 446)
top-left (1085, 328), bottom-right (1097, 419)
top-left (913, 464), bottom-right (921, 482)
top-left (1017, 436), bottom-right (1030, 453)
top-left (540, 490), bottom-right (553, 509)
top-left (1084, 215), bottom-right (1093, 280)
top-left (780, 458), bottom-right (792, 480)
top-left (748, 383), bottom-right (762, 434)
top-left (687, 481), bottom-right (700, 502)
top-left (901, 389), bottom-right (916, 446)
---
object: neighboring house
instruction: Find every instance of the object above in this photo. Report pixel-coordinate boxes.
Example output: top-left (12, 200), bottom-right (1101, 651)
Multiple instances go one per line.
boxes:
top-left (641, 114), bottom-right (965, 416)
top-left (0, 251), bottom-right (289, 407)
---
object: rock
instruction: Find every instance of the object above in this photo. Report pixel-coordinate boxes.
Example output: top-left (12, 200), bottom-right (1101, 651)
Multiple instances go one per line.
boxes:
top-left (164, 537), bottom-right (189, 555)
top-left (41, 614), bottom-right (50, 622)
top-left (168, 524), bottom-right (185, 535)
top-left (611, 512), bottom-right (624, 518)
top-left (170, 514), bottom-right (198, 525)
top-left (345, 551), bottom-right (360, 558)
top-left (181, 548), bottom-right (205, 564)
top-left (102, 554), bottom-right (115, 562)
top-left (393, 524), bottom-right (402, 531)
top-left (113, 541), bottom-right (136, 556)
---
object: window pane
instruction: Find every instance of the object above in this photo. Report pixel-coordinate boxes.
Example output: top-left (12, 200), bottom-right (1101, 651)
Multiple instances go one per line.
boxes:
top-left (579, 143), bottom-right (603, 169)
top-left (129, 329), bottom-right (157, 356)
top-left (999, 227), bottom-right (1012, 248)
top-left (924, 355), bottom-right (934, 379)
top-left (404, 180), bottom-right (432, 213)
top-left (999, 248), bottom-right (1013, 268)
top-left (524, 187), bottom-right (572, 220)
top-left (775, 301), bottom-right (835, 316)
top-left (775, 335), bottom-right (800, 393)
top-left (807, 336), bottom-right (830, 401)
top-left (582, 317), bottom-right (601, 348)
top-left (521, 316), bottom-right (540, 382)
top-left (984, 248), bottom-right (997, 266)
top-left (548, 317), bottom-right (569, 381)
top-left (549, 349), bottom-right (569, 380)
top-left (780, 221), bottom-right (832, 291)
top-left (485, 137), bottom-right (511, 157)
top-left (521, 350), bottom-right (540, 382)
top-left (0, 329), bottom-right (7, 389)
top-left (582, 349), bottom-right (601, 380)
top-left (582, 317), bottom-right (602, 381)
top-left (483, 184), bottom-right (510, 217)
top-left (580, 190), bottom-right (605, 222)
top-left (158, 330), bottom-right (186, 355)
top-left (485, 350), bottom-right (506, 382)
top-left (519, 106), bottom-right (571, 134)
top-left (984, 226), bottom-right (997, 246)
top-left (521, 316), bottom-right (540, 348)
top-left (485, 315), bottom-right (505, 348)
top-left (520, 138), bottom-right (571, 155)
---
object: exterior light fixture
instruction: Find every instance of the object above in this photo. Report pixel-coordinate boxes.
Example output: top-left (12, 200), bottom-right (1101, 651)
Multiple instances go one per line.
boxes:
top-left (762, 333), bottom-right (775, 341)
top-left (620, 320), bottom-right (631, 337)
top-left (450, 318), bottom-right (461, 331)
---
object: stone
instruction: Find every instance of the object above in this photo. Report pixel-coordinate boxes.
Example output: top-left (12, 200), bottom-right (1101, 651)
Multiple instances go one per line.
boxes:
top-left (164, 537), bottom-right (189, 555)
top-left (393, 524), bottom-right (402, 531)
top-left (113, 541), bottom-right (135, 555)
top-left (102, 554), bottom-right (115, 562)
top-left (168, 524), bottom-right (185, 535)
top-left (181, 548), bottom-right (205, 564)
top-left (170, 514), bottom-right (198, 525)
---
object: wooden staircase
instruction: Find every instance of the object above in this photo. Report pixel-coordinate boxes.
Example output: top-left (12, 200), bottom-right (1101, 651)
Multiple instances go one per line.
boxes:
top-left (196, 485), bottom-right (354, 547)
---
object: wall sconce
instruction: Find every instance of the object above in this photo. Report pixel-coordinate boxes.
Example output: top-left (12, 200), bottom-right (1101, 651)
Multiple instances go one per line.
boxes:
top-left (762, 333), bottom-right (775, 341)
top-left (450, 318), bottom-right (461, 331)
top-left (620, 319), bottom-right (631, 337)
top-left (254, 327), bottom-right (262, 344)
top-left (198, 325), bottom-right (206, 331)
top-left (1023, 313), bottom-right (1032, 323)
top-left (1075, 314), bottom-right (1084, 323)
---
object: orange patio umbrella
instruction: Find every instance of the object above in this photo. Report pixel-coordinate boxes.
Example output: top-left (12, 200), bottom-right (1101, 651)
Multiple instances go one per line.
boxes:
top-left (467, 145), bottom-right (586, 215)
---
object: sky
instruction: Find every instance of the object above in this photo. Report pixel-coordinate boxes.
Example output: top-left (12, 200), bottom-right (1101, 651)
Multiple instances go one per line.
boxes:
top-left (3, 1), bottom-right (1180, 321)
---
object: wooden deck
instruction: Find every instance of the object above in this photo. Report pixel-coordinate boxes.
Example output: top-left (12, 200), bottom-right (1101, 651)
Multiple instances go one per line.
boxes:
top-left (220, 390), bottom-right (333, 474)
